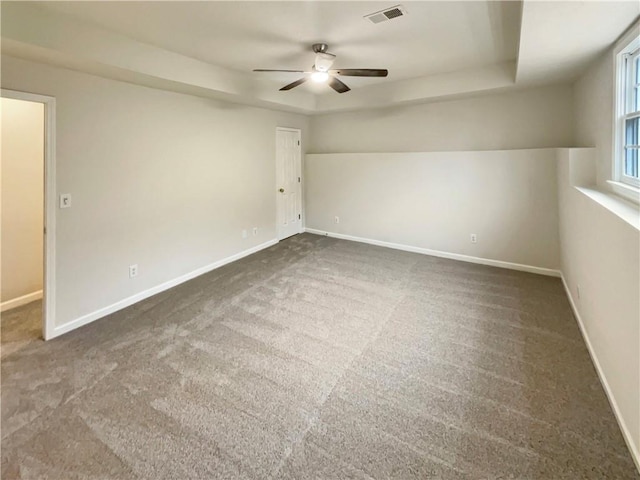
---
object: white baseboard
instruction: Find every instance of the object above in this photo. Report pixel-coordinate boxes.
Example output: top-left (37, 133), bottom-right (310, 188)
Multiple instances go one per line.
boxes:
top-left (305, 228), bottom-right (561, 277)
top-left (560, 275), bottom-right (640, 473)
top-left (52, 239), bottom-right (278, 339)
top-left (0, 290), bottom-right (43, 312)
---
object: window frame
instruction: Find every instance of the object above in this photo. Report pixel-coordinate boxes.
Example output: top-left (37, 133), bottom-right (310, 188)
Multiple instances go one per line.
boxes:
top-left (613, 25), bottom-right (640, 191)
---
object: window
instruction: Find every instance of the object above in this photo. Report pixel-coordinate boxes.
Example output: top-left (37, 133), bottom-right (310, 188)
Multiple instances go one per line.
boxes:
top-left (614, 29), bottom-right (640, 190)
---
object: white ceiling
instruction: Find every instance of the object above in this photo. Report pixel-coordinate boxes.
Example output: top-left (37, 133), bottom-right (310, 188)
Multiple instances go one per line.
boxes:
top-left (35, 1), bottom-right (520, 91)
top-left (517, 0), bottom-right (639, 85)
top-left (2, 1), bottom-right (639, 113)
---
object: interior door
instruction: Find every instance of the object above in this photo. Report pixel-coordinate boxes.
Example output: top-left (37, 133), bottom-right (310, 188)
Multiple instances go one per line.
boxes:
top-left (276, 128), bottom-right (302, 241)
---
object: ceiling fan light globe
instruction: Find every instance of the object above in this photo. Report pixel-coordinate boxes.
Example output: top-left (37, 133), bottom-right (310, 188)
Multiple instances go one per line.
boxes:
top-left (311, 71), bottom-right (329, 83)
top-left (314, 52), bottom-right (336, 72)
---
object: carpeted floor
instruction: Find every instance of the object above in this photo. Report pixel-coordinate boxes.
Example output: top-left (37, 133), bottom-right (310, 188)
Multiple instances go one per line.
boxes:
top-left (1, 300), bottom-right (42, 359)
top-left (1, 233), bottom-right (638, 479)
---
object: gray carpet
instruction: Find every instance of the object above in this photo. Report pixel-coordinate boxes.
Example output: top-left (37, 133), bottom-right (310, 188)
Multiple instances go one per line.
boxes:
top-left (1, 300), bottom-right (42, 359)
top-left (2, 233), bottom-right (638, 479)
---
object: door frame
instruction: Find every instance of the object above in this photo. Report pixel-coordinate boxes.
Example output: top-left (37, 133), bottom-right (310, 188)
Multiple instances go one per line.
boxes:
top-left (1, 89), bottom-right (57, 340)
top-left (275, 127), bottom-right (303, 240)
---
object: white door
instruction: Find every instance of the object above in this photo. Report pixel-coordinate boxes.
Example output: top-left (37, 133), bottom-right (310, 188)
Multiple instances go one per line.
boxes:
top-left (276, 128), bottom-right (302, 241)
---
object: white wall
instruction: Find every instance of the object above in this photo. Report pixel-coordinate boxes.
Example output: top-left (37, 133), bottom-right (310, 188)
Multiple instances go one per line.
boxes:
top-left (1, 55), bottom-right (308, 332)
top-left (306, 150), bottom-right (560, 271)
top-left (309, 85), bottom-right (574, 153)
top-left (1, 97), bottom-right (44, 304)
top-left (569, 26), bottom-right (640, 468)
top-left (573, 52), bottom-right (613, 187)
top-left (557, 149), bottom-right (639, 468)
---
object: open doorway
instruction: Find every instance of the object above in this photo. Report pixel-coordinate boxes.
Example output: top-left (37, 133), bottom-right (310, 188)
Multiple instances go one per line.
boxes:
top-left (1, 89), bottom-right (56, 351)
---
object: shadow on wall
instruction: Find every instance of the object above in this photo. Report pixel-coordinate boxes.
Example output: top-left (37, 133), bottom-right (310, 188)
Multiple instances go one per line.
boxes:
top-left (309, 84), bottom-right (574, 153)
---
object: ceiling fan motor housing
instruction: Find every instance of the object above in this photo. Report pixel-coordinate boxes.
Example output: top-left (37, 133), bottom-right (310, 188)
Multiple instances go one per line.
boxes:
top-left (312, 43), bottom-right (329, 53)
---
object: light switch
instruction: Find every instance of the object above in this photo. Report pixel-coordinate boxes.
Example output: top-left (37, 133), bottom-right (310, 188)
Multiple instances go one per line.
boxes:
top-left (59, 193), bottom-right (71, 209)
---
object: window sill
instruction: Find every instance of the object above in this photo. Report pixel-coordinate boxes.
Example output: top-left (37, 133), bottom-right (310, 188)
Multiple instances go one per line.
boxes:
top-left (577, 186), bottom-right (639, 231)
top-left (606, 180), bottom-right (640, 205)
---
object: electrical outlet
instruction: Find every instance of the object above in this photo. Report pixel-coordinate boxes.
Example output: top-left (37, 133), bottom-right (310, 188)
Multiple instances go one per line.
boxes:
top-left (334, 216), bottom-right (340, 224)
top-left (252, 227), bottom-right (258, 236)
top-left (470, 234), bottom-right (477, 243)
top-left (242, 229), bottom-right (248, 239)
top-left (59, 193), bottom-right (72, 209)
top-left (129, 264), bottom-right (138, 278)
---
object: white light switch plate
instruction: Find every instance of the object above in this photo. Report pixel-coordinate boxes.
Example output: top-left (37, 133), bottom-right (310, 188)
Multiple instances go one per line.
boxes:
top-left (59, 193), bottom-right (72, 209)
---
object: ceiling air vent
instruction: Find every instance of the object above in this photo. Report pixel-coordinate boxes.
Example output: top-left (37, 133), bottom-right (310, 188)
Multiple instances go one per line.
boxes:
top-left (364, 5), bottom-right (407, 24)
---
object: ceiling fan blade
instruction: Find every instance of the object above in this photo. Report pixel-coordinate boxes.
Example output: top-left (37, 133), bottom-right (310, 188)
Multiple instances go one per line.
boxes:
top-left (280, 77), bottom-right (308, 91)
top-left (330, 69), bottom-right (388, 77)
top-left (327, 76), bottom-right (350, 94)
top-left (253, 69), bottom-right (306, 73)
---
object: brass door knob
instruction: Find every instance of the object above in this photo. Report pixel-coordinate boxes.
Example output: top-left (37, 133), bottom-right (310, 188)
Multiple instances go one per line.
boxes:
top-left (279, 188), bottom-right (285, 193)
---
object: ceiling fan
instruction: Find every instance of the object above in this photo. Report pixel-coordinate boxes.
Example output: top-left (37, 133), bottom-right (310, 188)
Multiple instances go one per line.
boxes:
top-left (253, 43), bottom-right (388, 93)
